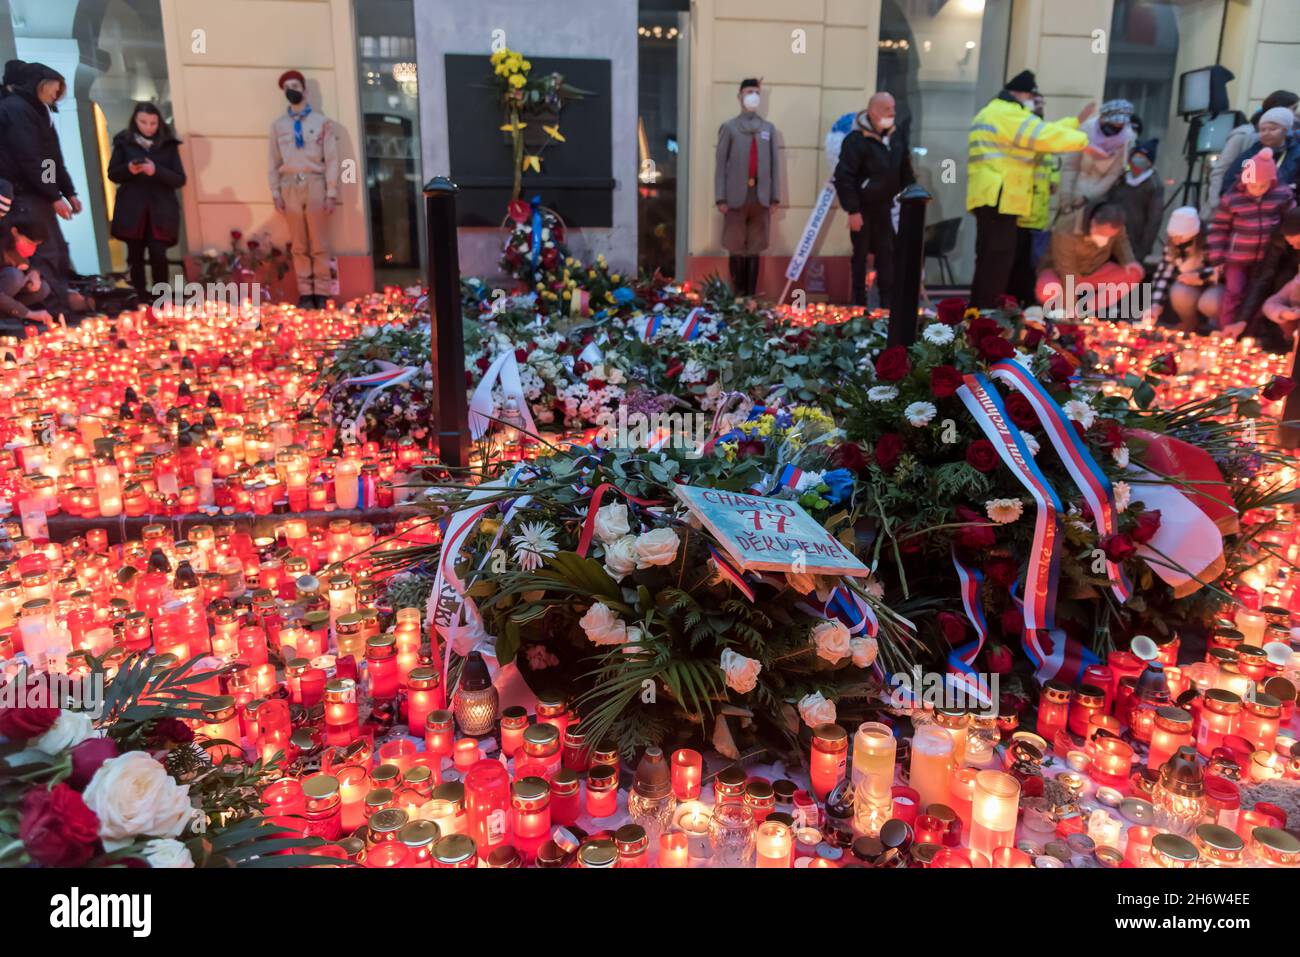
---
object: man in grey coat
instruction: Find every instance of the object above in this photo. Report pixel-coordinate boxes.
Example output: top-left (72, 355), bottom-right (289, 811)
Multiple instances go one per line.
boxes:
top-left (715, 78), bottom-right (780, 296)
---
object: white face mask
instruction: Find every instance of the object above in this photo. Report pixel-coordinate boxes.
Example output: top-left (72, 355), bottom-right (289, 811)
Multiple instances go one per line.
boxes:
top-left (742, 92), bottom-right (761, 111)
top-left (1089, 231), bottom-right (1111, 247)
top-left (875, 115), bottom-right (895, 130)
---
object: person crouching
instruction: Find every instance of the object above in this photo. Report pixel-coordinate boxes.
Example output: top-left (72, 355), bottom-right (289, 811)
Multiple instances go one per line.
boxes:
top-left (1035, 201), bottom-right (1144, 318)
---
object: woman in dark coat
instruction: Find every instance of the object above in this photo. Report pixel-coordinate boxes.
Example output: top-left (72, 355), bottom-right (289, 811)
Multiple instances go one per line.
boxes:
top-left (108, 103), bottom-right (186, 298)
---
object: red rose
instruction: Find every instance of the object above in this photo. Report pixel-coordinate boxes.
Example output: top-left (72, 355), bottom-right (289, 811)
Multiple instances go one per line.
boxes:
top-left (967, 316), bottom-right (999, 342)
top-left (874, 346), bottom-right (911, 382)
top-left (230, 229), bottom-right (243, 241)
top-left (573, 360), bottom-right (592, 376)
top-left (831, 441), bottom-right (869, 475)
top-left (1101, 532), bottom-right (1137, 562)
top-left (70, 737), bottom-right (119, 789)
top-left (937, 611), bottom-right (968, 646)
top-left (930, 364), bottom-right (963, 399)
top-left (1263, 376), bottom-right (1296, 401)
top-left (936, 297), bottom-right (969, 325)
top-left (965, 439), bottom-right (998, 473)
top-left (246, 240), bottom-right (260, 251)
top-left (1023, 327), bottom-right (1044, 349)
top-left (999, 608), bottom-right (1024, 638)
top-left (0, 677), bottom-right (60, 740)
top-left (475, 356), bottom-right (491, 374)
top-left (514, 348), bottom-right (529, 363)
top-left (1005, 392), bottom-right (1038, 430)
top-left (541, 247), bottom-right (559, 269)
top-left (984, 557), bottom-right (1020, 589)
top-left (1048, 354), bottom-right (1074, 382)
top-left (148, 718), bottom-right (193, 747)
top-left (664, 359), bottom-right (684, 378)
top-left (997, 294), bottom-right (1020, 312)
top-left (737, 438), bottom-right (766, 459)
top-left (1020, 774), bottom-right (1045, 799)
top-left (955, 505), bottom-right (996, 550)
top-left (1150, 353), bottom-right (1177, 376)
top-left (20, 783), bottom-right (100, 867)
top-left (874, 433), bottom-right (904, 471)
top-left (1131, 509), bottom-right (1162, 545)
top-left (986, 643), bottom-right (1014, 673)
top-left (1092, 418), bottom-right (1124, 451)
top-left (977, 334), bottom-right (1016, 361)
top-left (586, 378), bottom-right (606, 391)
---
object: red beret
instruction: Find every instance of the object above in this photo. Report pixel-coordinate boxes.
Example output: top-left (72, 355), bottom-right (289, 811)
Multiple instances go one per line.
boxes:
top-left (278, 70), bottom-right (306, 90)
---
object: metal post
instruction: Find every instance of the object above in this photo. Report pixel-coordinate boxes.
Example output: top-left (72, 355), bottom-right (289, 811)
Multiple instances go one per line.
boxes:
top-left (887, 184), bottom-right (932, 348)
top-left (423, 176), bottom-right (470, 469)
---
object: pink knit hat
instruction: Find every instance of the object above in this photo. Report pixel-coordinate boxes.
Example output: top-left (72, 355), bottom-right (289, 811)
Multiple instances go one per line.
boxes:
top-left (1242, 147), bottom-right (1278, 188)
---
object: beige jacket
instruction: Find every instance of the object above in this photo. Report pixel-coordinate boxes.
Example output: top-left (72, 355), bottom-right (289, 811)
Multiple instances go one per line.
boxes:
top-left (269, 107), bottom-right (340, 203)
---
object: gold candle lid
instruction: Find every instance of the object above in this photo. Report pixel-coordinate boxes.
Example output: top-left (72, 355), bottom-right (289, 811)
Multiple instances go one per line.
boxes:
top-left (432, 833), bottom-right (477, 865)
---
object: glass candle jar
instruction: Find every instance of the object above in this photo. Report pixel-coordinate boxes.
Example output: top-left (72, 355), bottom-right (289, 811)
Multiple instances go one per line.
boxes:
top-left (1154, 746), bottom-right (1205, 836)
top-left (1240, 693), bottom-right (1282, 752)
top-left (550, 769), bottom-right (581, 826)
top-left (1248, 827), bottom-right (1300, 867)
top-left (708, 802), bottom-right (757, 868)
top-left (301, 773), bottom-right (342, 840)
top-left (909, 724), bottom-right (955, 812)
top-left (627, 746), bottom-right (676, 846)
top-left (323, 678), bottom-right (359, 746)
top-left (367, 807), bottom-right (409, 848)
top-left (510, 776), bottom-right (551, 841)
top-left (671, 748), bottom-right (703, 800)
top-left (453, 652), bottom-right (498, 737)
top-left (755, 819), bottom-right (793, 868)
top-left (1194, 823), bottom-right (1244, 867)
top-left (561, 723), bottom-right (591, 772)
top-left (743, 779), bottom-right (775, 823)
top-left (200, 695), bottom-right (242, 763)
top-left (1067, 685), bottom-right (1107, 738)
top-left (586, 764), bottom-right (620, 819)
top-left (970, 770), bottom-right (1021, 864)
top-left (1148, 706), bottom-right (1194, 771)
top-left (713, 766), bottom-right (747, 806)
top-left (521, 722), bottom-right (562, 776)
top-left (934, 709), bottom-right (971, 766)
top-left (464, 759), bottom-right (510, 860)
top-left (852, 721), bottom-right (897, 838)
top-left (499, 706), bottom-right (528, 758)
top-left (1196, 690), bottom-right (1242, 757)
top-left (1151, 832), bottom-right (1199, 868)
top-left (614, 823), bottom-right (649, 868)
top-left (1088, 736), bottom-right (1134, 789)
top-left (810, 723), bottom-right (849, 801)
top-left (398, 819), bottom-right (440, 867)
top-left (432, 833), bottom-right (478, 868)
top-left (534, 691), bottom-right (570, 738)
top-left (407, 667), bottom-right (441, 737)
top-left (365, 634), bottom-right (399, 702)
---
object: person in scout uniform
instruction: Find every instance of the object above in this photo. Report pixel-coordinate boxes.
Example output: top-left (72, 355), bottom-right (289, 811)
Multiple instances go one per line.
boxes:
top-left (715, 78), bottom-right (780, 297)
top-left (967, 70), bottom-right (1092, 308)
top-left (269, 70), bottom-right (340, 308)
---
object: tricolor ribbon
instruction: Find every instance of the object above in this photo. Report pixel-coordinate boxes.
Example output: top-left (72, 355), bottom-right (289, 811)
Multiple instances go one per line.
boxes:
top-left (574, 482), bottom-right (665, 557)
top-left (956, 372), bottom-right (1062, 632)
top-left (707, 543), bottom-right (756, 601)
top-left (1009, 583), bottom-right (1099, 685)
top-left (988, 359), bottom-right (1131, 603)
top-left (642, 313), bottom-right (664, 341)
top-left (680, 307), bottom-right (707, 341)
top-left (468, 350), bottom-right (538, 441)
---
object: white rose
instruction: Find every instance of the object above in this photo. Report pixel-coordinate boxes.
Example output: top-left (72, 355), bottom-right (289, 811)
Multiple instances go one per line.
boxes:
top-left (797, 691), bottom-right (837, 728)
top-left (579, 602), bottom-right (628, 646)
top-left (851, 636), bottom-right (879, 668)
top-left (593, 503), bottom-right (631, 543)
top-left (33, 711), bottom-right (95, 755)
top-left (720, 648), bottom-right (762, 693)
top-left (83, 751), bottom-right (193, 850)
top-left (634, 528), bottom-right (679, 568)
top-left (602, 535), bottom-right (638, 581)
top-left (142, 838), bottom-right (195, 868)
top-left (811, 619), bottom-right (852, 664)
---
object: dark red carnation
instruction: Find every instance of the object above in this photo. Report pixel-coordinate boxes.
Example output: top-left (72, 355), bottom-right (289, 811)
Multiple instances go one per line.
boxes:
top-left (986, 643), bottom-right (1014, 673)
top-left (874, 433), bottom-right (904, 471)
top-left (930, 364), bottom-right (963, 399)
top-left (874, 346), bottom-right (911, 382)
top-left (965, 439), bottom-right (998, 473)
top-left (936, 611), bottom-right (968, 646)
top-left (830, 441), bottom-right (869, 475)
top-left (20, 783), bottom-right (100, 867)
top-left (474, 356), bottom-right (491, 374)
top-left (149, 718), bottom-right (194, 747)
top-left (0, 677), bottom-right (60, 740)
top-left (984, 557), bottom-right (1020, 589)
top-left (955, 505), bottom-right (997, 550)
top-left (1263, 376), bottom-right (1296, 402)
top-left (70, 737), bottom-right (120, 789)
top-left (1005, 392), bottom-right (1038, 430)
top-left (1020, 774), bottom-right (1045, 799)
top-left (1101, 532), bottom-right (1137, 562)
top-left (1130, 509), bottom-right (1162, 545)
top-left (1048, 353), bottom-right (1075, 382)
top-left (936, 297), bottom-right (969, 325)
top-left (514, 348), bottom-right (529, 363)
top-left (977, 334), bottom-right (1016, 361)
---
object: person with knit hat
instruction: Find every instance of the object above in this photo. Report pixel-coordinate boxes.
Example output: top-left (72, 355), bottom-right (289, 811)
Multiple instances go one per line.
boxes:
top-left (1145, 205), bottom-right (1220, 331)
top-left (1107, 138), bottom-right (1164, 261)
top-left (1206, 147), bottom-right (1296, 335)
top-left (1224, 105), bottom-right (1300, 201)
top-left (1055, 98), bottom-right (1137, 234)
top-left (268, 69), bottom-right (340, 308)
top-left (967, 69), bottom-right (1092, 308)
top-left (1204, 90), bottom-right (1299, 217)
top-left (1035, 199), bottom-right (1143, 318)
top-left (715, 78), bottom-right (781, 297)
top-left (1238, 207), bottom-right (1300, 350)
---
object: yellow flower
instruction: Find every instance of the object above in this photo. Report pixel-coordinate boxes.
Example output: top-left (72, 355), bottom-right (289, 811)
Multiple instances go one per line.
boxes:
top-left (605, 292), bottom-right (615, 303)
top-left (508, 73), bottom-right (526, 89)
top-left (499, 121), bottom-right (526, 132)
top-left (588, 270), bottom-right (596, 279)
top-left (522, 154), bottom-right (542, 172)
top-left (563, 289), bottom-right (572, 299)
top-left (542, 124), bottom-right (566, 142)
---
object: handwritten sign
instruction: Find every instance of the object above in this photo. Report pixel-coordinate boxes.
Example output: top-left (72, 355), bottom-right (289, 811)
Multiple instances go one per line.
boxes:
top-left (674, 485), bottom-right (870, 577)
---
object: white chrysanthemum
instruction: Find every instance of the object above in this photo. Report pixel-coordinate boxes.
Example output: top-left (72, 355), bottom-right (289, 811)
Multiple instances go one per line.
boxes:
top-left (1111, 445), bottom-right (1130, 468)
top-left (1113, 481), bottom-right (1131, 513)
top-left (868, 385), bottom-right (899, 403)
top-left (1020, 431), bottom-right (1041, 457)
top-left (1063, 399), bottom-right (1096, 429)
top-left (985, 498), bottom-right (1024, 524)
top-left (904, 401), bottom-right (937, 427)
top-left (923, 323), bottom-right (954, 345)
top-left (511, 521), bottom-right (559, 571)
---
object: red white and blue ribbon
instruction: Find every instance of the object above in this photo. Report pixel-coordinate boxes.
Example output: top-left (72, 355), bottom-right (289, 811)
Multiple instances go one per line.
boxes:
top-left (679, 307), bottom-right (707, 341)
top-left (947, 550), bottom-right (996, 709)
top-left (775, 464), bottom-right (804, 491)
top-left (957, 372), bottom-right (1062, 633)
top-left (826, 583), bottom-right (878, 637)
top-left (642, 313), bottom-right (664, 341)
top-left (988, 359), bottom-right (1131, 603)
top-left (1009, 583), bottom-right (1099, 685)
top-left (707, 543), bottom-right (756, 601)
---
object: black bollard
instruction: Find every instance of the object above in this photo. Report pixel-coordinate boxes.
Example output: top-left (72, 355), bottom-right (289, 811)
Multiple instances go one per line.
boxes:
top-left (1283, 348), bottom-right (1300, 450)
top-left (423, 176), bottom-right (471, 469)
top-left (887, 184), bottom-right (932, 348)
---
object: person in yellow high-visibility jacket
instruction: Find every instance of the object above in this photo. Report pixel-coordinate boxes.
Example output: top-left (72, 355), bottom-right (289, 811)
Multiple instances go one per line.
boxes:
top-left (1009, 93), bottom-right (1062, 303)
top-left (967, 70), bottom-right (1092, 308)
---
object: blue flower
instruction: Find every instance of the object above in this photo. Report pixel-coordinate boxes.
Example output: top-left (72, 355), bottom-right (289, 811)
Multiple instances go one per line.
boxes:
top-left (821, 468), bottom-right (855, 506)
top-left (612, 287), bottom-right (635, 305)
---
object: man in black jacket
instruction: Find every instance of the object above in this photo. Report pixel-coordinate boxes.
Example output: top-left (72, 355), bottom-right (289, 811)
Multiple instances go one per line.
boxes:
top-left (832, 92), bottom-right (914, 306)
top-left (1240, 208), bottom-right (1300, 352)
top-left (0, 62), bottom-right (81, 315)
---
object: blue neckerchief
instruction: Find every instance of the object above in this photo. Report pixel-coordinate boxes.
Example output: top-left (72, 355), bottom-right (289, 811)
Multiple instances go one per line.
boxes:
top-left (287, 104), bottom-right (312, 149)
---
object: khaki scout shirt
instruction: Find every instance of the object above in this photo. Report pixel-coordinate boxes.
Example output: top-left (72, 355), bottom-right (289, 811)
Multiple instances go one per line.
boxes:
top-left (268, 107), bottom-right (340, 203)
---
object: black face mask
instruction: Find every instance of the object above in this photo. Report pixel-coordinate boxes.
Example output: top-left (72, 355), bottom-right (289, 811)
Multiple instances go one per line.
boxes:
top-left (285, 88), bottom-right (304, 106)
top-left (1100, 121), bottom-right (1124, 137)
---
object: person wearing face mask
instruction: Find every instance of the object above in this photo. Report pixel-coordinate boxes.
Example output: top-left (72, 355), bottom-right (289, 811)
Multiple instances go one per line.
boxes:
top-left (0, 62), bottom-right (82, 317)
top-left (832, 92), bottom-right (914, 307)
top-left (1237, 208), bottom-right (1300, 350)
top-left (1145, 206), bottom-right (1220, 332)
top-left (967, 70), bottom-right (1091, 309)
top-left (1055, 99), bottom-right (1137, 235)
top-left (715, 78), bottom-right (781, 296)
top-left (1206, 148), bottom-right (1296, 336)
top-left (1106, 139), bottom-right (1164, 261)
top-left (269, 70), bottom-right (340, 308)
top-left (1204, 90), bottom-right (1298, 219)
top-left (1008, 93), bottom-right (1061, 304)
top-left (1224, 107), bottom-right (1300, 202)
top-left (108, 102), bottom-right (188, 300)
top-left (0, 218), bottom-right (54, 332)
top-left (1035, 201), bottom-right (1143, 317)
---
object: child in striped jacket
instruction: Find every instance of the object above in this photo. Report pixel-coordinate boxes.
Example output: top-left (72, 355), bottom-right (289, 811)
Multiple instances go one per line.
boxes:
top-left (1206, 148), bottom-right (1296, 335)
